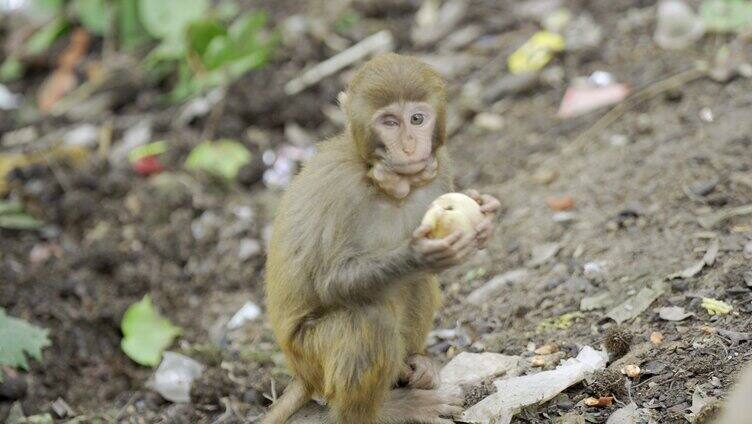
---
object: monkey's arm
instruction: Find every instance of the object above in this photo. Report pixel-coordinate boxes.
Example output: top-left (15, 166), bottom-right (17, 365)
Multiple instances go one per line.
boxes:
top-left (315, 229), bottom-right (475, 305)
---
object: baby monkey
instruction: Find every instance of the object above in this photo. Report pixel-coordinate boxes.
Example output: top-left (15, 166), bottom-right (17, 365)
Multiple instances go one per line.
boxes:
top-left (264, 53), bottom-right (500, 424)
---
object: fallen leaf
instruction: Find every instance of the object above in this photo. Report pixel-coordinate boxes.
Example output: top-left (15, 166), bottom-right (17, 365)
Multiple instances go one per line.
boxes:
top-left (185, 139), bottom-right (252, 180)
top-left (584, 396), bottom-right (613, 407)
top-left (557, 84), bottom-right (630, 118)
top-left (121, 295), bottom-right (181, 367)
top-left (658, 306), bottom-right (694, 321)
top-left (607, 280), bottom-right (666, 324)
top-left (667, 239), bottom-right (719, 279)
top-left (701, 298), bottom-right (732, 315)
top-left (0, 307), bottom-right (51, 373)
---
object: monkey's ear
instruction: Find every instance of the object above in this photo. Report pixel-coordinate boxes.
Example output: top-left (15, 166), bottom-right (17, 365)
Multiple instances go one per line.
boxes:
top-left (337, 91), bottom-right (349, 114)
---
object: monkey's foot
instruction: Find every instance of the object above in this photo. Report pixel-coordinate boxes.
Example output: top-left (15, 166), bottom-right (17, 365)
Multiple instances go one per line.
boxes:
top-left (399, 354), bottom-right (441, 390)
top-left (381, 389), bottom-right (463, 424)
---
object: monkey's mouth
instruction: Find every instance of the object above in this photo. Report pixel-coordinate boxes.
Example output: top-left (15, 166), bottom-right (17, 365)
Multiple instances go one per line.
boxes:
top-left (388, 157), bottom-right (432, 175)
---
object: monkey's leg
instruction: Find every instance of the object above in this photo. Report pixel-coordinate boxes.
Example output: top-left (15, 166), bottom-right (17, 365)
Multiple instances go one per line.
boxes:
top-left (376, 389), bottom-right (463, 424)
top-left (398, 275), bottom-right (442, 389)
top-left (319, 307), bottom-right (404, 424)
top-left (260, 379), bottom-right (308, 424)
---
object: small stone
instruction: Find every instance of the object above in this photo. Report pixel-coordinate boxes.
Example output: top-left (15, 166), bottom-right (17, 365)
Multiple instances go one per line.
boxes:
top-left (0, 369), bottom-right (28, 400)
top-left (545, 194), bottom-right (574, 211)
top-left (238, 239), bottom-right (262, 261)
top-left (621, 364), bottom-right (641, 378)
top-left (534, 343), bottom-right (558, 355)
top-left (532, 168), bottom-right (558, 185)
top-left (743, 271), bottom-right (752, 287)
top-left (650, 331), bottom-right (664, 345)
top-left (689, 180), bottom-right (717, 196)
top-left (609, 134), bottom-right (630, 147)
top-left (473, 113), bottom-right (505, 131)
top-left (743, 241), bottom-right (752, 259)
top-left (699, 107), bottom-right (714, 123)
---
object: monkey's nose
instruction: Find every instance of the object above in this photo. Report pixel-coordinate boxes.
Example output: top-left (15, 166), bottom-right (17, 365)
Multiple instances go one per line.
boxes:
top-left (402, 137), bottom-right (417, 154)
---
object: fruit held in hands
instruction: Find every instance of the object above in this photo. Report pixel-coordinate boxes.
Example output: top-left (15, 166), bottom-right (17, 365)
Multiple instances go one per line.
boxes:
top-left (421, 193), bottom-right (484, 239)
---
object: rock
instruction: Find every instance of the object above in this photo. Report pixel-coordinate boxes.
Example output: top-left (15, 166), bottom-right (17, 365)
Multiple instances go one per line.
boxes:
top-left (532, 168), bottom-right (558, 185)
top-left (483, 73), bottom-right (540, 103)
top-left (439, 352), bottom-right (521, 397)
top-left (0, 369), bottom-right (28, 400)
top-left (149, 352), bottom-right (204, 403)
top-left (461, 346), bottom-right (608, 424)
top-left (466, 269), bottom-right (528, 305)
top-left (473, 112), bottom-right (505, 131)
top-left (562, 13), bottom-right (602, 52)
top-left (528, 243), bottom-right (561, 267)
top-left (1, 126), bottom-right (38, 148)
top-left (688, 179), bottom-right (718, 196)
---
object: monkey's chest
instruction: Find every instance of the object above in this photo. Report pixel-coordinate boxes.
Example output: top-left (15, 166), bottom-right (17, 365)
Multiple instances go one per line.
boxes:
top-left (358, 186), bottom-right (440, 249)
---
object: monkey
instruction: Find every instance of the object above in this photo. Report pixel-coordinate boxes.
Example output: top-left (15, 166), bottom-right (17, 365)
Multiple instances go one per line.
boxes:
top-left (263, 53), bottom-right (500, 424)
top-left (714, 361), bottom-right (752, 424)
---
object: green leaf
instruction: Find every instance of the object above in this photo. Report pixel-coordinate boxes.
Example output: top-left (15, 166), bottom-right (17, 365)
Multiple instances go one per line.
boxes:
top-left (25, 17), bottom-right (69, 56)
top-left (71, 0), bottom-right (109, 35)
top-left (0, 57), bottom-right (24, 83)
top-left (0, 307), bottom-right (51, 372)
top-left (228, 11), bottom-right (267, 45)
top-left (188, 19), bottom-right (227, 57)
top-left (0, 213), bottom-right (44, 230)
top-left (701, 0), bottom-right (752, 32)
top-left (185, 139), bottom-right (251, 179)
top-left (120, 295), bottom-right (181, 367)
top-left (138, 0), bottom-right (208, 40)
top-left (335, 10), bottom-right (360, 33)
top-left (118, 0), bottom-right (150, 49)
top-left (202, 35), bottom-right (235, 70)
top-left (0, 201), bottom-right (24, 215)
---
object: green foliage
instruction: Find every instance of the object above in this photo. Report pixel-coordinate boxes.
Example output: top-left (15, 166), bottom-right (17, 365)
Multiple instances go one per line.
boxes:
top-left (120, 295), bottom-right (181, 367)
top-left (0, 201), bottom-right (43, 230)
top-left (25, 16), bottom-right (69, 56)
top-left (0, 58), bottom-right (24, 83)
top-left (18, 0), bottom-right (276, 100)
top-left (138, 0), bottom-right (208, 40)
top-left (335, 10), bottom-right (360, 33)
top-left (185, 139), bottom-right (252, 179)
top-left (71, 0), bottom-right (110, 35)
top-left (0, 307), bottom-right (51, 378)
top-left (168, 10), bottom-right (277, 100)
top-left (701, 0), bottom-right (752, 32)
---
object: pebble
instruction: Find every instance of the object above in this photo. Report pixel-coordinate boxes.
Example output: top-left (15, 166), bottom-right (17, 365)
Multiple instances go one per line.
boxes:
top-left (689, 179), bottom-right (717, 196)
top-left (743, 241), bottom-right (752, 259)
top-left (0, 370), bottom-right (28, 400)
top-left (473, 113), bottom-right (505, 131)
top-left (545, 194), bottom-right (574, 211)
top-left (532, 168), bottom-right (558, 185)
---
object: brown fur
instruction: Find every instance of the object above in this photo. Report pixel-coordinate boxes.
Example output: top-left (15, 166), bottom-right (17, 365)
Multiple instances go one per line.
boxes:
top-left (264, 54), bottom-right (455, 424)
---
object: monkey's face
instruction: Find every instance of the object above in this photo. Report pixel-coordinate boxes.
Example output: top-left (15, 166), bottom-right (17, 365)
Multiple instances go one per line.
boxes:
top-left (370, 101), bottom-right (436, 175)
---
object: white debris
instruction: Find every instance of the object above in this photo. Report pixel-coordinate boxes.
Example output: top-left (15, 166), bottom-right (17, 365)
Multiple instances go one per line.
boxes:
top-left (654, 0), bottom-right (705, 50)
top-left (658, 306), bottom-right (694, 321)
top-left (63, 124), bottom-right (99, 148)
top-left (226, 301), bottom-right (262, 329)
top-left (0, 84), bottom-right (21, 110)
top-left (606, 402), bottom-right (651, 423)
top-left (149, 352), bottom-right (204, 403)
top-left (466, 269), bottom-right (529, 305)
top-left (439, 352), bottom-right (521, 397)
top-left (110, 119), bottom-right (153, 164)
top-left (285, 30), bottom-right (394, 95)
top-left (527, 243), bottom-right (561, 267)
top-left (461, 346), bottom-right (608, 424)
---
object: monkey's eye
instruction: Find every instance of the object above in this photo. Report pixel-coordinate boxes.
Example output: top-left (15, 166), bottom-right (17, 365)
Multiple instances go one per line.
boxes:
top-left (410, 113), bottom-right (425, 125)
top-left (382, 116), bottom-right (399, 127)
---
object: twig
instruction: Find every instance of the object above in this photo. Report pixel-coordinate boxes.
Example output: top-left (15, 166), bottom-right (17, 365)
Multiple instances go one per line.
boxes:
top-left (566, 67), bottom-right (707, 153)
top-left (284, 30), bottom-right (394, 95)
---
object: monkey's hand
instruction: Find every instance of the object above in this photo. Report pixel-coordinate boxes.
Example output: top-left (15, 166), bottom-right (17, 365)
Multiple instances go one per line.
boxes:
top-left (465, 189), bottom-right (501, 249)
top-left (399, 354), bottom-right (441, 389)
top-left (410, 226), bottom-right (477, 270)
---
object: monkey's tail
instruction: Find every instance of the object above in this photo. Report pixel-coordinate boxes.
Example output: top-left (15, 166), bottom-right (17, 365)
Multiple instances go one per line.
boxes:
top-left (260, 379), bottom-right (309, 424)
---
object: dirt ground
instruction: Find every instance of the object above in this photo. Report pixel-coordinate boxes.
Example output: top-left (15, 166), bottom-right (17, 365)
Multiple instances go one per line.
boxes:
top-left (1, 0), bottom-right (751, 423)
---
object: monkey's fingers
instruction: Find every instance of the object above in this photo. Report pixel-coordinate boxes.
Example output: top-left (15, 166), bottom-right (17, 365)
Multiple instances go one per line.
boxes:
top-left (465, 189), bottom-right (481, 202)
top-left (412, 224), bottom-right (432, 239)
top-left (416, 231), bottom-right (462, 255)
top-left (479, 194), bottom-right (501, 214)
top-left (430, 233), bottom-right (476, 263)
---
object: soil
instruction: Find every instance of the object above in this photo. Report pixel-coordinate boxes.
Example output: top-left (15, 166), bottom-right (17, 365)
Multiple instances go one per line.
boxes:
top-left (2, 0), bottom-right (751, 423)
